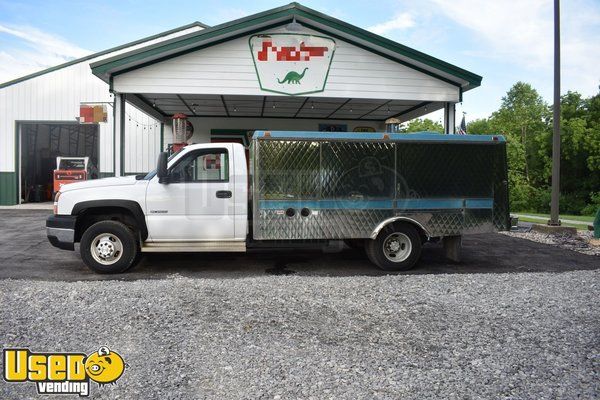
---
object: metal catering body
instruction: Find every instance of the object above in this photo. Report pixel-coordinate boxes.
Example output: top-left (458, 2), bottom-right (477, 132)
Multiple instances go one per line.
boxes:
top-left (251, 131), bottom-right (509, 241)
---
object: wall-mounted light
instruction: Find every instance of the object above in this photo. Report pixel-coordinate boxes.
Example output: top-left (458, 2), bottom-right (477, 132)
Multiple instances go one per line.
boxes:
top-left (285, 16), bottom-right (303, 32)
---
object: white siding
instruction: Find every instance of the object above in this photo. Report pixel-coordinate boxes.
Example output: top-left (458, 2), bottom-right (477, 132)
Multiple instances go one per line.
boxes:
top-left (0, 25), bottom-right (203, 173)
top-left (114, 26), bottom-right (459, 102)
top-left (123, 104), bottom-right (162, 173)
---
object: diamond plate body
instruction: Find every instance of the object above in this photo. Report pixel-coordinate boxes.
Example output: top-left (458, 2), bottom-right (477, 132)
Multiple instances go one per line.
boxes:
top-left (252, 134), bottom-right (509, 240)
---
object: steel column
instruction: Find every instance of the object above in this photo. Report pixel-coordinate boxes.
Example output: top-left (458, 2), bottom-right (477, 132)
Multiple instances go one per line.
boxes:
top-left (549, 0), bottom-right (561, 226)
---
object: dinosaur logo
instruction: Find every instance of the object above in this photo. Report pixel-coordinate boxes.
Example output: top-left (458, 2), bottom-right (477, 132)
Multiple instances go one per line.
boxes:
top-left (277, 68), bottom-right (309, 84)
top-left (249, 33), bottom-right (335, 95)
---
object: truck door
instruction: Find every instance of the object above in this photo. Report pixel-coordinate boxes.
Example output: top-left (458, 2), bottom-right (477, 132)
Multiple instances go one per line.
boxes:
top-left (145, 146), bottom-right (235, 241)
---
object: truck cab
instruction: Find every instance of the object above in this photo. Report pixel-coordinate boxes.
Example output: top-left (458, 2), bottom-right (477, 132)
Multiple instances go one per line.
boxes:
top-left (47, 142), bottom-right (248, 273)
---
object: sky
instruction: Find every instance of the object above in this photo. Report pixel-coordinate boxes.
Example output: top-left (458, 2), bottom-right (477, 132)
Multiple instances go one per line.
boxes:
top-left (0, 0), bottom-right (599, 122)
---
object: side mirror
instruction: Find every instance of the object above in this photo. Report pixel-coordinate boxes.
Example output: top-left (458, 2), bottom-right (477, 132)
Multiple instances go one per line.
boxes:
top-left (157, 152), bottom-right (169, 183)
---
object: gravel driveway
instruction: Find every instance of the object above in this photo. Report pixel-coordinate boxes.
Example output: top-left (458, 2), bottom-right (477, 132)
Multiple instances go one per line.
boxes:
top-left (2, 271), bottom-right (599, 399)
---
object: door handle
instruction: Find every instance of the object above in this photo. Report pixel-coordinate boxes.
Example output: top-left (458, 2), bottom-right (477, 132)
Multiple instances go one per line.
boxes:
top-left (216, 190), bottom-right (232, 199)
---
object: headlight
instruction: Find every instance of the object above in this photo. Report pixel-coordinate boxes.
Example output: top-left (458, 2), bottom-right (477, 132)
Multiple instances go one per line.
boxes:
top-left (53, 192), bottom-right (61, 215)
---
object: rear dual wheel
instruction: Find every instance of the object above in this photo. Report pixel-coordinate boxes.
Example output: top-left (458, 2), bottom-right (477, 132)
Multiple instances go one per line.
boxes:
top-left (365, 223), bottom-right (422, 271)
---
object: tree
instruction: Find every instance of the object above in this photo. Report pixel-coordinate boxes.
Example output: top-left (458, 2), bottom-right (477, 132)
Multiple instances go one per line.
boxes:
top-left (492, 82), bottom-right (550, 182)
top-left (487, 84), bottom-right (600, 215)
top-left (400, 118), bottom-right (443, 133)
top-left (467, 118), bottom-right (495, 134)
top-left (548, 91), bottom-right (600, 214)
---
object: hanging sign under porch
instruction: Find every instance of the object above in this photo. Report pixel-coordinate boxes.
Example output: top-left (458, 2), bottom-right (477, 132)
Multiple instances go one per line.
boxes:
top-left (249, 34), bottom-right (336, 96)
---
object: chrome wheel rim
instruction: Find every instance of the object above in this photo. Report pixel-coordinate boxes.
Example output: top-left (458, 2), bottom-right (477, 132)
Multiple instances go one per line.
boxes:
top-left (382, 232), bottom-right (412, 262)
top-left (90, 233), bottom-right (123, 265)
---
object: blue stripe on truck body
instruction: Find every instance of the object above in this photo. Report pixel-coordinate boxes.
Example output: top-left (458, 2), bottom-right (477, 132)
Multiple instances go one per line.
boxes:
top-left (259, 198), bottom-right (494, 211)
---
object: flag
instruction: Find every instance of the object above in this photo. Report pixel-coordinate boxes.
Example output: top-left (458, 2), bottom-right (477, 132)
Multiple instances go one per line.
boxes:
top-left (457, 113), bottom-right (467, 135)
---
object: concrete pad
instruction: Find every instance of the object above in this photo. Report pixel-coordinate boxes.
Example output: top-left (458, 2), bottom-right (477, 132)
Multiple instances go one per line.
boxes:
top-left (531, 223), bottom-right (578, 235)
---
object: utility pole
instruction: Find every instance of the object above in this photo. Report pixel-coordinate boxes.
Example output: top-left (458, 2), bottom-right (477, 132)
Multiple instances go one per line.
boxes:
top-left (549, 0), bottom-right (561, 226)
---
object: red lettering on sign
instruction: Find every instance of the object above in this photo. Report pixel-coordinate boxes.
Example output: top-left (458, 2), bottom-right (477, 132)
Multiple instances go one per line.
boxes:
top-left (257, 41), bottom-right (328, 62)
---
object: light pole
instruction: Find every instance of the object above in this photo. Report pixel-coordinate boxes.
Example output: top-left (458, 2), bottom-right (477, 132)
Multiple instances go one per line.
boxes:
top-left (549, 0), bottom-right (561, 226)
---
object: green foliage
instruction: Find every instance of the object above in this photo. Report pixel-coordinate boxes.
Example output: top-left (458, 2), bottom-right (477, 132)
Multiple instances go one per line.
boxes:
top-left (401, 118), bottom-right (444, 133)
top-left (467, 118), bottom-right (495, 134)
top-left (486, 82), bottom-right (600, 215)
top-left (581, 192), bottom-right (600, 217)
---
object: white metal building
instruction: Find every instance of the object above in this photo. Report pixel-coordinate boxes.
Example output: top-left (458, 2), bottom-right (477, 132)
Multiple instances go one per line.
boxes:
top-left (0, 3), bottom-right (481, 205)
top-left (0, 22), bottom-right (207, 204)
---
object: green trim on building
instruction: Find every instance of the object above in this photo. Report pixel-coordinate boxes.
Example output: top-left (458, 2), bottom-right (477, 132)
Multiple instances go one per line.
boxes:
top-left (0, 172), bottom-right (18, 205)
top-left (13, 120), bottom-right (21, 205)
top-left (0, 21), bottom-right (209, 89)
top-left (90, 2), bottom-right (481, 90)
top-left (99, 172), bottom-right (116, 178)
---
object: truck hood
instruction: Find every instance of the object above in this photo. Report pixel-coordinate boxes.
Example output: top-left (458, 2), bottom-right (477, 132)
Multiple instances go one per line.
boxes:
top-left (59, 176), bottom-right (140, 192)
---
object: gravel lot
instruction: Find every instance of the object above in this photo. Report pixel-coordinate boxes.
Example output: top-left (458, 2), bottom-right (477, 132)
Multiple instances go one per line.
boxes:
top-left (502, 230), bottom-right (600, 256)
top-left (2, 271), bottom-right (599, 399)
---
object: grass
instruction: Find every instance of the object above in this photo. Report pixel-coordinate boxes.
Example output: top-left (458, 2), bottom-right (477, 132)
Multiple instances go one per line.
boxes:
top-left (519, 212), bottom-right (595, 223)
top-left (512, 212), bottom-right (594, 230)
top-left (516, 216), bottom-right (590, 230)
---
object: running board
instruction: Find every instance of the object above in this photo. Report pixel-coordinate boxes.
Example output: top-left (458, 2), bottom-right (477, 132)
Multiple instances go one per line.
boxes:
top-left (141, 241), bottom-right (246, 253)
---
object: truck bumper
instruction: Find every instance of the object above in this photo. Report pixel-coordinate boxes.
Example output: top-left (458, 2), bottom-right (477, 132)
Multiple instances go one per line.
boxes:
top-left (46, 215), bottom-right (76, 251)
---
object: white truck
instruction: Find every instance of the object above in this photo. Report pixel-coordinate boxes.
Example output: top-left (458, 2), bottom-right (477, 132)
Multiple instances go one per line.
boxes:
top-left (47, 131), bottom-right (509, 273)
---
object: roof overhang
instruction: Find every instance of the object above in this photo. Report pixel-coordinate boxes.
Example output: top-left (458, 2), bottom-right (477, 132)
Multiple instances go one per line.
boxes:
top-left (91, 2), bottom-right (482, 92)
top-left (129, 93), bottom-right (445, 122)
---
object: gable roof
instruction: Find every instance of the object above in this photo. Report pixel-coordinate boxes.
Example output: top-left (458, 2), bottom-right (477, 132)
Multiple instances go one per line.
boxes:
top-left (0, 21), bottom-right (209, 89)
top-left (91, 2), bottom-right (481, 91)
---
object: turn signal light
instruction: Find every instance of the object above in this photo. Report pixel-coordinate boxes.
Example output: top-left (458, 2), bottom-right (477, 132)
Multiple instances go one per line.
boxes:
top-left (53, 192), bottom-right (61, 215)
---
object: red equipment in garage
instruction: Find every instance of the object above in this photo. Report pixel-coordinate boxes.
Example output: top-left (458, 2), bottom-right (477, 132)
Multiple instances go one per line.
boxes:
top-left (53, 157), bottom-right (89, 194)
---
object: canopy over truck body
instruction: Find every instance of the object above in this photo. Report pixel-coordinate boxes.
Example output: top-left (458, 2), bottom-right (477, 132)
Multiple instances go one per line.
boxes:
top-left (250, 131), bottom-right (509, 241)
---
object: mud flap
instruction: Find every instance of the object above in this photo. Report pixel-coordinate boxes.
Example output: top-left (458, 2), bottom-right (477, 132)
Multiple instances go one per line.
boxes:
top-left (443, 235), bottom-right (462, 262)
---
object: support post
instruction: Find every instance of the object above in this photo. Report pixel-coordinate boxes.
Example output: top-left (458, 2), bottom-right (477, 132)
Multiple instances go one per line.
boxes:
top-left (549, 0), bottom-right (561, 226)
top-left (113, 93), bottom-right (126, 176)
top-left (160, 122), bottom-right (164, 152)
top-left (444, 103), bottom-right (456, 134)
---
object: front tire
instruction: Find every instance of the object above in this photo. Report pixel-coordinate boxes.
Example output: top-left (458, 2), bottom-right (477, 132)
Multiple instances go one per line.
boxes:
top-left (365, 223), bottom-right (422, 271)
top-left (80, 220), bottom-right (139, 274)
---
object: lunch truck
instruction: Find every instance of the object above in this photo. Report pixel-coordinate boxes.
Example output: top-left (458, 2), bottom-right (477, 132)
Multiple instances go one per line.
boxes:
top-left (46, 131), bottom-right (509, 273)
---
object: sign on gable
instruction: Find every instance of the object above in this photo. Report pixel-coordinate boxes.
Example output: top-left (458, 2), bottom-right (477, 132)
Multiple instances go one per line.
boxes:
top-left (249, 34), bottom-right (336, 96)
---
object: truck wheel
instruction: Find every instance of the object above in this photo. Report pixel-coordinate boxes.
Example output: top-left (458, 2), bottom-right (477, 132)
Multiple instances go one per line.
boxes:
top-left (80, 221), bottom-right (139, 274)
top-left (365, 223), bottom-right (422, 271)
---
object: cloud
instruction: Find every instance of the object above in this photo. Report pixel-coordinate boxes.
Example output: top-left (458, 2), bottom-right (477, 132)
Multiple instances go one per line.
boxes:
top-left (0, 23), bottom-right (91, 84)
top-left (428, 0), bottom-right (600, 96)
top-left (368, 13), bottom-right (415, 35)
